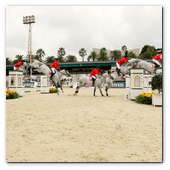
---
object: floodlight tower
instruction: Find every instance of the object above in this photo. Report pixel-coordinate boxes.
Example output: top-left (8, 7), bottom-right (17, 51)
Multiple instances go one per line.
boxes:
top-left (23, 15), bottom-right (35, 80)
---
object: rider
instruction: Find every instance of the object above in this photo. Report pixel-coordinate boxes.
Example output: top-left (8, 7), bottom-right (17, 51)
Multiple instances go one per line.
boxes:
top-left (116, 56), bottom-right (128, 76)
top-left (90, 66), bottom-right (102, 86)
top-left (50, 58), bottom-right (60, 80)
top-left (152, 53), bottom-right (162, 68)
top-left (14, 60), bottom-right (25, 70)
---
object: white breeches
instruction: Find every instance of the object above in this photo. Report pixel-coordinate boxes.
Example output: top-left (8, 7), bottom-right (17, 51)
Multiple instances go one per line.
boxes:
top-left (51, 67), bottom-right (56, 74)
top-left (116, 63), bottom-right (122, 69)
top-left (91, 76), bottom-right (96, 79)
top-left (152, 59), bottom-right (161, 66)
top-left (14, 66), bottom-right (17, 70)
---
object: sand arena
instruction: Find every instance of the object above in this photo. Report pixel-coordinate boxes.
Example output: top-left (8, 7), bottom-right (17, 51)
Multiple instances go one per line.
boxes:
top-left (6, 88), bottom-right (162, 162)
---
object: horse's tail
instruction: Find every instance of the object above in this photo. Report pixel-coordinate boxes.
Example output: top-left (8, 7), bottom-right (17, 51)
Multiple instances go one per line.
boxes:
top-left (70, 76), bottom-right (80, 86)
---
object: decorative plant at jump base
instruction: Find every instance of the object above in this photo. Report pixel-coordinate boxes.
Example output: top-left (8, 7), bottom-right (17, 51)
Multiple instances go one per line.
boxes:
top-left (135, 73), bottom-right (162, 105)
top-left (135, 92), bottom-right (157, 105)
top-left (6, 90), bottom-right (19, 99)
top-left (149, 73), bottom-right (162, 94)
top-left (49, 87), bottom-right (59, 93)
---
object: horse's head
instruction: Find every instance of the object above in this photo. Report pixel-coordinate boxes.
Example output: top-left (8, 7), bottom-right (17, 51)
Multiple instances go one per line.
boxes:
top-left (107, 70), bottom-right (114, 80)
top-left (60, 69), bottom-right (71, 76)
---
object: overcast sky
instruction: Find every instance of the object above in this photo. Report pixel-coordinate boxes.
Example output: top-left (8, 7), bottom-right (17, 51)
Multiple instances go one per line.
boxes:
top-left (6, 5), bottom-right (162, 61)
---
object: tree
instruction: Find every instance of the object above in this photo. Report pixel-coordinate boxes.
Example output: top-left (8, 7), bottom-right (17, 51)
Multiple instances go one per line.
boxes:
top-left (110, 50), bottom-right (121, 60)
top-left (57, 47), bottom-right (66, 62)
top-left (33, 54), bottom-right (41, 61)
top-left (138, 45), bottom-right (157, 59)
top-left (13, 55), bottom-right (24, 64)
top-left (121, 45), bottom-right (127, 56)
top-left (127, 51), bottom-right (137, 59)
top-left (36, 49), bottom-right (46, 62)
top-left (45, 56), bottom-right (56, 63)
top-left (65, 55), bottom-right (77, 62)
top-left (79, 48), bottom-right (87, 62)
top-left (149, 73), bottom-right (162, 94)
top-left (97, 47), bottom-right (109, 61)
top-left (6, 57), bottom-right (13, 65)
top-left (87, 51), bottom-right (97, 61)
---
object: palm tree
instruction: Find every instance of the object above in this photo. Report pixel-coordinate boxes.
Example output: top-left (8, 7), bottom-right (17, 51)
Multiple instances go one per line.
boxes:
top-left (58, 55), bottom-right (65, 62)
top-left (87, 51), bottom-right (97, 61)
top-left (57, 47), bottom-right (66, 56)
top-left (45, 56), bottom-right (56, 63)
top-left (97, 47), bottom-right (109, 61)
top-left (57, 47), bottom-right (66, 62)
top-left (121, 45), bottom-right (127, 56)
top-left (65, 55), bottom-right (77, 62)
top-left (79, 48), bottom-right (87, 62)
top-left (6, 57), bottom-right (13, 65)
top-left (13, 55), bottom-right (24, 64)
top-left (110, 50), bottom-right (121, 60)
top-left (36, 49), bottom-right (46, 61)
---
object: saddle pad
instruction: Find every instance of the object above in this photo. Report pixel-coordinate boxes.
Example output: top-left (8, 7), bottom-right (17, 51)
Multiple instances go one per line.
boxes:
top-left (113, 71), bottom-right (118, 75)
top-left (149, 62), bottom-right (156, 68)
top-left (89, 77), bottom-right (92, 81)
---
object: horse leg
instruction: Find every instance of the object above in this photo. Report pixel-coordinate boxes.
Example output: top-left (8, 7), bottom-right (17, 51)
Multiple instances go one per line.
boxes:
top-left (60, 81), bottom-right (64, 93)
top-left (52, 80), bottom-right (59, 95)
top-left (105, 84), bottom-right (112, 97)
top-left (74, 82), bottom-right (84, 95)
top-left (99, 86), bottom-right (104, 97)
top-left (105, 86), bottom-right (109, 96)
top-left (93, 86), bottom-right (97, 97)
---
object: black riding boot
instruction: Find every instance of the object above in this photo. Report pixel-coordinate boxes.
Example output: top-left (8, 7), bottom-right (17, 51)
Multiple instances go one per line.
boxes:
top-left (155, 64), bottom-right (159, 69)
top-left (92, 78), bottom-right (95, 86)
top-left (117, 69), bottom-right (121, 76)
top-left (50, 72), bottom-right (54, 80)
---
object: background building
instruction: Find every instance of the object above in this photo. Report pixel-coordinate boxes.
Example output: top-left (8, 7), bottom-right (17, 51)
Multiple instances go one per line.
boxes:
top-left (93, 48), bottom-right (140, 57)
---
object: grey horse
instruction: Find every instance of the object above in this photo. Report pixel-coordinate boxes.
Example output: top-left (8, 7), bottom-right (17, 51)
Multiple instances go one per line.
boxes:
top-left (104, 64), bottom-right (131, 96)
top-left (127, 58), bottom-right (162, 74)
top-left (71, 71), bottom-right (113, 97)
top-left (30, 60), bottom-right (70, 94)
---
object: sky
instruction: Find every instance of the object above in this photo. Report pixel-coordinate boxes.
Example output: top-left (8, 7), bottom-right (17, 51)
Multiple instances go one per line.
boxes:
top-left (6, 5), bottom-right (162, 61)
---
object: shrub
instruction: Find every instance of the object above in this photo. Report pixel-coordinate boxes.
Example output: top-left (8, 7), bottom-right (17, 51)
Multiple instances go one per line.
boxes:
top-left (6, 90), bottom-right (19, 99)
top-left (49, 87), bottom-right (59, 93)
top-left (135, 92), bottom-right (157, 105)
top-left (149, 73), bottom-right (162, 94)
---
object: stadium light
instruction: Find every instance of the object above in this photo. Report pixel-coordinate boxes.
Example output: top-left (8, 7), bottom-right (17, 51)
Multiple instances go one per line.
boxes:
top-left (23, 15), bottom-right (35, 79)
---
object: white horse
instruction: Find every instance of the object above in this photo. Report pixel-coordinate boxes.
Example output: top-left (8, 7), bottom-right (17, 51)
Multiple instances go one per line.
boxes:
top-left (30, 60), bottom-right (70, 94)
top-left (127, 58), bottom-right (162, 74)
top-left (104, 64), bottom-right (131, 96)
top-left (71, 71), bottom-right (113, 97)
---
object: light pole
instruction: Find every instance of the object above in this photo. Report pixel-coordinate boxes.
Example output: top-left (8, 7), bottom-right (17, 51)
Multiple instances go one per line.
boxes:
top-left (23, 15), bottom-right (35, 81)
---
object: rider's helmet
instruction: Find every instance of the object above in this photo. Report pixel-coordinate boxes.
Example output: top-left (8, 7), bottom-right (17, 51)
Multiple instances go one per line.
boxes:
top-left (96, 66), bottom-right (100, 69)
top-left (56, 58), bottom-right (59, 61)
top-left (21, 60), bottom-right (25, 62)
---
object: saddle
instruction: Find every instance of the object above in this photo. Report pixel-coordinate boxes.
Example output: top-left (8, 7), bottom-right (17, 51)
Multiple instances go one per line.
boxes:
top-left (49, 68), bottom-right (56, 75)
top-left (149, 62), bottom-right (156, 68)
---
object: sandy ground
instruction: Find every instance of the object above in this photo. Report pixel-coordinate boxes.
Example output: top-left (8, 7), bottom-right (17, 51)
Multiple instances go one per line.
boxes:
top-left (6, 88), bottom-right (162, 162)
